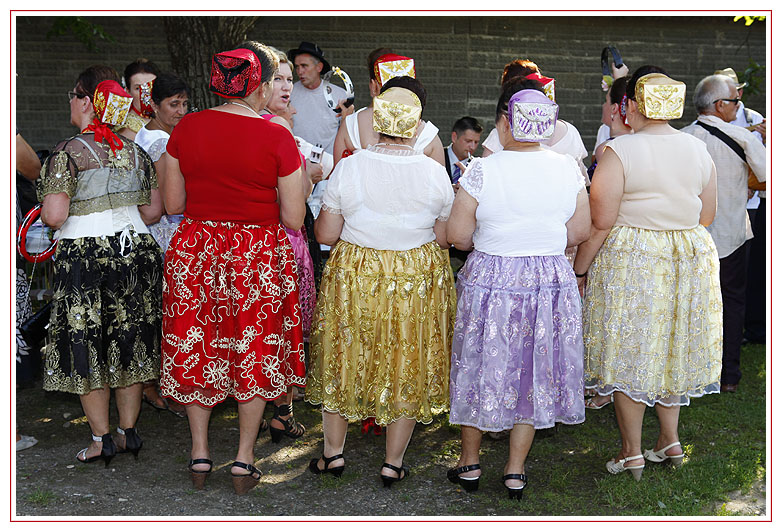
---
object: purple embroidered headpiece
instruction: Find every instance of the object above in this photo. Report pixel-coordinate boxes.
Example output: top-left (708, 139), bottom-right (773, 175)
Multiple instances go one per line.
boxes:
top-left (508, 89), bottom-right (559, 142)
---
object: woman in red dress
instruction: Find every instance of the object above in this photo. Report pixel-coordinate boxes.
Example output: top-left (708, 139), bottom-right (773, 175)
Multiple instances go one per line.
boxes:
top-left (159, 41), bottom-right (309, 494)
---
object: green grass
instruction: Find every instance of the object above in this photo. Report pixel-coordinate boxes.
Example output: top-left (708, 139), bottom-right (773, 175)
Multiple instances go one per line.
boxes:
top-left (25, 489), bottom-right (57, 506)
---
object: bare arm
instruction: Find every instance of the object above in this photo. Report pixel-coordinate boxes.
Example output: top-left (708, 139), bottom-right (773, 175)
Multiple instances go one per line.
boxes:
top-left (446, 188), bottom-right (478, 251)
top-left (160, 152), bottom-right (186, 215)
top-left (331, 117), bottom-right (354, 170)
top-left (314, 209), bottom-right (344, 246)
top-left (572, 147), bottom-right (624, 277)
top-left (699, 164), bottom-right (717, 227)
top-left (433, 219), bottom-right (449, 249)
top-left (16, 134), bottom-right (41, 181)
top-left (565, 186), bottom-right (591, 247)
top-left (41, 192), bottom-right (70, 230)
top-left (424, 134), bottom-right (446, 166)
top-left (138, 188), bottom-right (164, 225)
top-left (278, 166), bottom-right (306, 230)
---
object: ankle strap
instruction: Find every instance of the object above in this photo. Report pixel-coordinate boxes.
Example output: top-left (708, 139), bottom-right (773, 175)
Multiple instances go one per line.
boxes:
top-left (275, 403), bottom-right (292, 416)
top-left (232, 461), bottom-right (261, 476)
top-left (381, 462), bottom-right (403, 474)
top-left (623, 454), bottom-right (644, 462)
top-left (454, 463), bottom-right (481, 474)
top-left (658, 442), bottom-right (681, 453)
top-left (322, 454), bottom-right (343, 466)
top-left (91, 433), bottom-right (103, 442)
top-left (503, 473), bottom-right (528, 482)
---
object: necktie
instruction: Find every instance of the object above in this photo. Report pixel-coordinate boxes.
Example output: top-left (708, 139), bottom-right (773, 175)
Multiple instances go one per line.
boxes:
top-left (452, 163), bottom-right (461, 183)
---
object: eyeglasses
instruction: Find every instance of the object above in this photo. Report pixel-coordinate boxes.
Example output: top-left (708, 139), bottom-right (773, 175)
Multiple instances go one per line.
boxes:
top-left (68, 91), bottom-right (88, 101)
top-left (713, 98), bottom-right (741, 105)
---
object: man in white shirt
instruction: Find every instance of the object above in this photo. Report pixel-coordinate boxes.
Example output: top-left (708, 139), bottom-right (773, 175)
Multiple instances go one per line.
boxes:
top-left (681, 74), bottom-right (766, 393)
top-left (445, 116), bottom-right (482, 184)
top-left (288, 41), bottom-right (350, 156)
top-left (714, 68), bottom-right (767, 346)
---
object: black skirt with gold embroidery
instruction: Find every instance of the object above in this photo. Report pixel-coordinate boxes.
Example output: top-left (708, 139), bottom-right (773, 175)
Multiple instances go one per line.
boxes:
top-left (42, 232), bottom-right (162, 395)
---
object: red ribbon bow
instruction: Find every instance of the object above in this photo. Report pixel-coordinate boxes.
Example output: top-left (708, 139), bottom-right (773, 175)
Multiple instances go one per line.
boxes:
top-left (360, 417), bottom-right (384, 436)
top-left (85, 118), bottom-right (125, 157)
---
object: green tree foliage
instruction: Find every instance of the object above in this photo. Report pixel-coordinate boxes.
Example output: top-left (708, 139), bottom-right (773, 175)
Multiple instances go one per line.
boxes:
top-left (46, 17), bottom-right (115, 52)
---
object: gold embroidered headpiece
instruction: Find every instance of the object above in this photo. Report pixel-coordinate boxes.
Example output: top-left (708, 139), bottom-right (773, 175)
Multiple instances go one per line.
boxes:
top-left (93, 80), bottom-right (133, 126)
top-left (374, 54), bottom-right (416, 86)
top-left (372, 87), bottom-right (422, 138)
top-left (635, 73), bottom-right (686, 120)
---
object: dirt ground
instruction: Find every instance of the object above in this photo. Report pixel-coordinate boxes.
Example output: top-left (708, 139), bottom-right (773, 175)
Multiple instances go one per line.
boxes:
top-left (15, 383), bottom-right (766, 518)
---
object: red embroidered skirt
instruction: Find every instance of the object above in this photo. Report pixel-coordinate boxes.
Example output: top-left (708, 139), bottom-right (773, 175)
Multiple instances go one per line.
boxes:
top-left (160, 218), bottom-right (306, 407)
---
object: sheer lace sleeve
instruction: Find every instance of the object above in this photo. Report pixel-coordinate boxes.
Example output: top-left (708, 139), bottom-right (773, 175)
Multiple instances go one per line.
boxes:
top-left (37, 148), bottom-right (78, 201)
top-left (144, 137), bottom-right (168, 163)
top-left (458, 158), bottom-right (484, 202)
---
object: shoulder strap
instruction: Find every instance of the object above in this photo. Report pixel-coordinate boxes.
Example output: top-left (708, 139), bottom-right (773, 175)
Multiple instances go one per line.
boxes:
top-left (696, 121), bottom-right (746, 162)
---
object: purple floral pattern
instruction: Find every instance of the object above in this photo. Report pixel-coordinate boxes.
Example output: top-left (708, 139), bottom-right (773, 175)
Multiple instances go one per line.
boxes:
top-left (449, 251), bottom-right (585, 431)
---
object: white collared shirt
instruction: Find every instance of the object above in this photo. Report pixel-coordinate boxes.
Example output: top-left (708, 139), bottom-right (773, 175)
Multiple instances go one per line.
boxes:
top-left (681, 114), bottom-right (766, 258)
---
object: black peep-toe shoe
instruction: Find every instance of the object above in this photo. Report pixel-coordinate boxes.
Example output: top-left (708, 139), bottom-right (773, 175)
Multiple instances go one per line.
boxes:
top-left (116, 427), bottom-right (143, 459)
top-left (269, 403), bottom-right (305, 443)
top-left (75, 433), bottom-right (117, 468)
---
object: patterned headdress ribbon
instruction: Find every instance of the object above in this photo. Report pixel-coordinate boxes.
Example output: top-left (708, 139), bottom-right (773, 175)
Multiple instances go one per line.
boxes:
top-left (135, 79), bottom-right (155, 118)
top-left (373, 54), bottom-right (416, 86)
top-left (209, 48), bottom-right (262, 99)
top-left (635, 73), bottom-right (686, 120)
top-left (372, 87), bottom-right (422, 139)
top-left (86, 80), bottom-right (132, 156)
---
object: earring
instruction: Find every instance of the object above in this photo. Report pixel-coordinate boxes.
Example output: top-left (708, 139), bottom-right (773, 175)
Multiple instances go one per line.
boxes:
top-left (610, 114), bottom-right (615, 120)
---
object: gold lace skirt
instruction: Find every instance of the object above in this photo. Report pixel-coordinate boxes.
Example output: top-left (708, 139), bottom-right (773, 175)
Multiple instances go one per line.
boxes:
top-left (583, 225), bottom-right (723, 406)
top-left (305, 240), bottom-right (456, 425)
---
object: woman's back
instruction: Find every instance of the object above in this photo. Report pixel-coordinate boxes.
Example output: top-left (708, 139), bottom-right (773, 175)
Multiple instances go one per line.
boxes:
top-left (167, 110), bottom-right (301, 225)
top-left (608, 132), bottom-right (713, 230)
top-left (321, 146), bottom-right (452, 250)
top-left (463, 149), bottom-right (584, 257)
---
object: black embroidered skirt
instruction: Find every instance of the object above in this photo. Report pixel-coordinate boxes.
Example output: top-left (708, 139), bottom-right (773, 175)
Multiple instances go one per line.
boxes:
top-left (42, 232), bottom-right (163, 395)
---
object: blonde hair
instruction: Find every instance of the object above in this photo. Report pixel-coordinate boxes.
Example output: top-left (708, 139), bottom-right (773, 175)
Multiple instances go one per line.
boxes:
top-left (267, 46), bottom-right (291, 69)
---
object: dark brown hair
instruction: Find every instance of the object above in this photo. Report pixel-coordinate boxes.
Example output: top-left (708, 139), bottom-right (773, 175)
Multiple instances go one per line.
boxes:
top-left (123, 58), bottom-right (161, 88)
top-left (76, 65), bottom-right (121, 98)
top-left (501, 59), bottom-right (540, 85)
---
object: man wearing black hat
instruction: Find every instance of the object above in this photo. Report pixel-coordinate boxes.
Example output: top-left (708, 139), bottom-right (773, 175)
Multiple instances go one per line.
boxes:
top-left (288, 41), bottom-right (350, 156)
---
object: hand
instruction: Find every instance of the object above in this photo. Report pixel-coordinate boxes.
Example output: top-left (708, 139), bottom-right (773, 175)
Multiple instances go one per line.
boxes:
top-left (452, 183), bottom-right (460, 194)
top-left (455, 160), bottom-right (468, 175)
top-left (306, 162), bottom-right (324, 184)
top-left (748, 188), bottom-right (755, 200)
top-left (577, 274), bottom-right (587, 297)
top-left (755, 120), bottom-right (766, 144)
top-left (336, 99), bottom-right (354, 118)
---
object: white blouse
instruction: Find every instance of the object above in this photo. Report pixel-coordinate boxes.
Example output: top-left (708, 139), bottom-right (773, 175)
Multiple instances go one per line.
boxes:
top-left (135, 127), bottom-right (170, 163)
top-left (321, 146), bottom-right (453, 250)
top-left (459, 149), bottom-right (584, 257)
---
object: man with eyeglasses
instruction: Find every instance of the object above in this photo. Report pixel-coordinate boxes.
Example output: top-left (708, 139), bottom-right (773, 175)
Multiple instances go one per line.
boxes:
top-left (713, 68), bottom-right (767, 350)
top-left (681, 74), bottom-right (766, 394)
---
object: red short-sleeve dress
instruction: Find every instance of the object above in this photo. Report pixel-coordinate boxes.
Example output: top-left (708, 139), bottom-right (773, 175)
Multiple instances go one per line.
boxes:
top-left (160, 110), bottom-right (305, 406)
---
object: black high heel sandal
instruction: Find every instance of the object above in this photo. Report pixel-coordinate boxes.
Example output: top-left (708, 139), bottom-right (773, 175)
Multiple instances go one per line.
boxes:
top-left (502, 473), bottom-right (527, 500)
top-left (231, 461), bottom-right (262, 495)
top-left (308, 453), bottom-right (345, 477)
top-left (115, 427), bottom-right (143, 459)
top-left (380, 462), bottom-right (410, 488)
top-left (188, 458), bottom-right (213, 490)
top-left (75, 433), bottom-right (116, 468)
top-left (269, 403), bottom-right (305, 443)
top-left (447, 463), bottom-right (481, 492)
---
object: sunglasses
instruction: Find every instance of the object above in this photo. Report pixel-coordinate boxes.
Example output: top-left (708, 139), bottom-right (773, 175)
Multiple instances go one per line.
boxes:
top-left (68, 91), bottom-right (89, 101)
top-left (713, 98), bottom-right (741, 105)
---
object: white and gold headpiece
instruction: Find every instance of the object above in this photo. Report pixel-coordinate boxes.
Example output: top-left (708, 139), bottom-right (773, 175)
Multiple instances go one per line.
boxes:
top-left (635, 73), bottom-right (686, 120)
top-left (372, 87), bottom-right (422, 138)
top-left (374, 54), bottom-right (416, 86)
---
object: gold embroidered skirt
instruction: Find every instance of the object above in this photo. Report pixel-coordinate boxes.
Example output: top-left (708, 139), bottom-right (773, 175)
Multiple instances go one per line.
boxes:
top-left (583, 225), bottom-right (723, 406)
top-left (305, 240), bottom-right (456, 425)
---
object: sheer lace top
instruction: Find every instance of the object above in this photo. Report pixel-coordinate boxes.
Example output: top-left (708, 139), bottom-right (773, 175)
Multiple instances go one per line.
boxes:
top-left (38, 133), bottom-right (157, 217)
top-left (321, 145), bottom-right (453, 250)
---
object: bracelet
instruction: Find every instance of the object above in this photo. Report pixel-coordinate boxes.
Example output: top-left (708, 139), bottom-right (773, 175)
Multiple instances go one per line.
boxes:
top-left (574, 270), bottom-right (587, 278)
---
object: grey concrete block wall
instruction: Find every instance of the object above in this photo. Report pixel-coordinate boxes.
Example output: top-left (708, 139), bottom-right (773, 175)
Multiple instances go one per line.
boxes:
top-left (16, 15), bottom-right (766, 156)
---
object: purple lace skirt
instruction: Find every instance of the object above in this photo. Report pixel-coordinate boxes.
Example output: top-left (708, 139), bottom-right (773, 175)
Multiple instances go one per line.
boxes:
top-left (449, 251), bottom-right (585, 431)
top-left (285, 227), bottom-right (316, 341)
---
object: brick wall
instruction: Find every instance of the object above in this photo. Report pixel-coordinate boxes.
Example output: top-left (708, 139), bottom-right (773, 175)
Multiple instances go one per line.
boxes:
top-left (15, 15), bottom-right (767, 156)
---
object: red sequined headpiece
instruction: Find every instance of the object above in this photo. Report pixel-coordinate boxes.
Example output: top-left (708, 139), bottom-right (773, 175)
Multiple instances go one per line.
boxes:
top-left (209, 48), bottom-right (262, 99)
